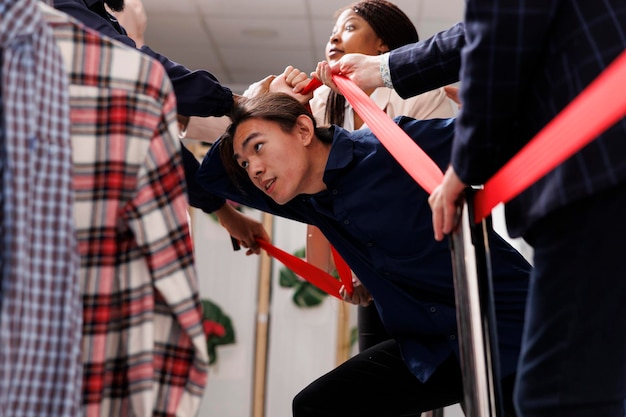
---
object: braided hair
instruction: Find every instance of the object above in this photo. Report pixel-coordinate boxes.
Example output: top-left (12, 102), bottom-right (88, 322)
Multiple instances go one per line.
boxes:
top-left (325, 0), bottom-right (419, 126)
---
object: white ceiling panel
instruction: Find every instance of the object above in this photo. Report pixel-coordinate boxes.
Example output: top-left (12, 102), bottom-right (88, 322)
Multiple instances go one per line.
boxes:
top-left (195, 0), bottom-right (309, 18)
top-left (421, 0), bottom-right (465, 21)
top-left (142, 0), bottom-right (465, 93)
top-left (203, 16), bottom-right (313, 48)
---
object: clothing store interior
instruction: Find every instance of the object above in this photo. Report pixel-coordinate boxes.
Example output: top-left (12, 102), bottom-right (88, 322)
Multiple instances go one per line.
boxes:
top-left (2, 1), bottom-right (538, 417)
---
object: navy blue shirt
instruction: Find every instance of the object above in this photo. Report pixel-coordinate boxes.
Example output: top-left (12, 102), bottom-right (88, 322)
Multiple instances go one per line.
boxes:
top-left (197, 116), bottom-right (530, 382)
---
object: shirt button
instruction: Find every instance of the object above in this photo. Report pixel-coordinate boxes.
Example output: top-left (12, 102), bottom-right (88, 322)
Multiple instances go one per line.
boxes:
top-left (449, 335), bottom-right (456, 341)
top-left (343, 219), bottom-right (350, 225)
top-left (430, 307), bottom-right (437, 313)
top-left (332, 189), bottom-right (339, 195)
top-left (366, 242), bottom-right (373, 247)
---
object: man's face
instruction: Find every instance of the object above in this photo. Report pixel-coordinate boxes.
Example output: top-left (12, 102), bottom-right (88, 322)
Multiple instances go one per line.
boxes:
top-left (232, 118), bottom-right (312, 205)
top-left (104, 0), bottom-right (124, 12)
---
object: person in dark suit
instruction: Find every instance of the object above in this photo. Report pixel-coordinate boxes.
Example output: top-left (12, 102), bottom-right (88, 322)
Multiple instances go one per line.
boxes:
top-left (314, 2), bottom-right (626, 416)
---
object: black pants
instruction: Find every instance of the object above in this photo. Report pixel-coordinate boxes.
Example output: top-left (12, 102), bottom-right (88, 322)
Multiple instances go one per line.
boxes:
top-left (515, 184), bottom-right (626, 417)
top-left (293, 339), bottom-right (517, 417)
top-left (357, 303), bottom-right (390, 351)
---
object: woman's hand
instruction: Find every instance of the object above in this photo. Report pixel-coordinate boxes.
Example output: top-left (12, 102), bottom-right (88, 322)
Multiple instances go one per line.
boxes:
top-left (320, 53), bottom-right (386, 92)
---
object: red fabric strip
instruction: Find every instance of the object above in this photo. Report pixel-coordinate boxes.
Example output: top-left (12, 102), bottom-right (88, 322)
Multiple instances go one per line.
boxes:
top-left (331, 245), bottom-right (353, 296)
top-left (333, 75), bottom-right (444, 194)
top-left (255, 237), bottom-right (343, 300)
top-left (301, 78), bottom-right (323, 95)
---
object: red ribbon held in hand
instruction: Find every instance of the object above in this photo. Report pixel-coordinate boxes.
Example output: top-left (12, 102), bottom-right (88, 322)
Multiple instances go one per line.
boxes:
top-left (255, 238), bottom-right (353, 300)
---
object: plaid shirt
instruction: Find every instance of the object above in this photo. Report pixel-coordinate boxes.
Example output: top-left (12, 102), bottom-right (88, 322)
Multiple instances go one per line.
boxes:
top-left (41, 5), bottom-right (209, 416)
top-left (0, 1), bottom-right (82, 416)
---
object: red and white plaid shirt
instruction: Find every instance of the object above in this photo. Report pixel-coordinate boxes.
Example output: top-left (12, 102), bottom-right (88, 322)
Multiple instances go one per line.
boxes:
top-left (42, 5), bottom-right (209, 416)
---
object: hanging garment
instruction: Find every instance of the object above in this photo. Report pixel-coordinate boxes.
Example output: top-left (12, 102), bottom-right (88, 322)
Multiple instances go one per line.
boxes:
top-left (0, 0), bottom-right (82, 416)
top-left (41, 4), bottom-right (209, 416)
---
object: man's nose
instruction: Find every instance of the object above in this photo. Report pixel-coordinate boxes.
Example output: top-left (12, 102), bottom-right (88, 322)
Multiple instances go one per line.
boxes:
top-left (249, 158), bottom-right (264, 178)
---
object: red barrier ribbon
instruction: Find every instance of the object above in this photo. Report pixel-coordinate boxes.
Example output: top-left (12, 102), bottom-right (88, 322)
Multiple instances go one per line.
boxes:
top-left (331, 244), bottom-right (353, 295)
top-left (332, 75), bottom-right (444, 194)
top-left (255, 238), bottom-right (353, 299)
top-left (473, 49), bottom-right (626, 222)
top-left (257, 49), bottom-right (626, 295)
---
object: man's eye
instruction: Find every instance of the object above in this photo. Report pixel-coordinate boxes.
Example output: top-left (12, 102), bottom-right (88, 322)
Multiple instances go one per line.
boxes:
top-left (254, 143), bottom-right (263, 152)
top-left (240, 161), bottom-right (249, 169)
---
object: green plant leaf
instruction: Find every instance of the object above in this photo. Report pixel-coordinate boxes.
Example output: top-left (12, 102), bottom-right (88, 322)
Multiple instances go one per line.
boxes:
top-left (279, 267), bottom-right (299, 288)
top-left (201, 298), bottom-right (236, 365)
top-left (292, 282), bottom-right (327, 307)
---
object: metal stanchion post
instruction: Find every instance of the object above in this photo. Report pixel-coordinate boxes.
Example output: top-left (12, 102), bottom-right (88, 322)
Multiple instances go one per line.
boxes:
top-left (449, 190), bottom-right (503, 417)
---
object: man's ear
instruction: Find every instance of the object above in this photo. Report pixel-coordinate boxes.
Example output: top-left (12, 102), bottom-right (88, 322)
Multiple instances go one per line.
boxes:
top-left (295, 114), bottom-right (315, 146)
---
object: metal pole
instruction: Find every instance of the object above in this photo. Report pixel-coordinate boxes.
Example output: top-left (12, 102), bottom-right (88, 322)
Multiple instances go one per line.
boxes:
top-left (448, 190), bottom-right (503, 417)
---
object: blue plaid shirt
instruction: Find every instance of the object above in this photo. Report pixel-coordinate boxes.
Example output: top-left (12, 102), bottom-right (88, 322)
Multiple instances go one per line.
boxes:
top-left (0, 0), bottom-right (81, 415)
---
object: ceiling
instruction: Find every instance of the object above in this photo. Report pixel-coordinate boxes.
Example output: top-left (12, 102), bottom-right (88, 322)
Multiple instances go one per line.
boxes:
top-left (142, 0), bottom-right (464, 93)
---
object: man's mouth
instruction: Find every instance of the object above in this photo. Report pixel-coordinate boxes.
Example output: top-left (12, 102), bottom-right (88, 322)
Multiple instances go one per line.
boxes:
top-left (263, 178), bottom-right (276, 193)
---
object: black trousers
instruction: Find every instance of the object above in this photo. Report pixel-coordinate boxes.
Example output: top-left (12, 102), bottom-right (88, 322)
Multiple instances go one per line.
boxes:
top-left (293, 339), bottom-right (517, 417)
top-left (357, 303), bottom-right (390, 351)
top-left (515, 184), bottom-right (626, 417)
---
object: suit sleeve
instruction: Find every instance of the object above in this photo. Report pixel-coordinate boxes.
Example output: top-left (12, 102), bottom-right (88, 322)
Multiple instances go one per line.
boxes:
top-left (389, 22), bottom-right (465, 99)
top-left (451, 0), bottom-right (558, 184)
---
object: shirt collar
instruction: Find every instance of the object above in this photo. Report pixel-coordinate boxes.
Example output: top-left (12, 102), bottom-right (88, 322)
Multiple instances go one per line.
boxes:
top-left (323, 125), bottom-right (355, 186)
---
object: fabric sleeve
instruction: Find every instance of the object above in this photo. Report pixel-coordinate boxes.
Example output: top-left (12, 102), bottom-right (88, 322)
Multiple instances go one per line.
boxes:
top-left (451, 0), bottom-right (558, 184)
top-left (389, 22), bottom-right (465, 99)
top-left (181, 144), bottom-right (227, 213)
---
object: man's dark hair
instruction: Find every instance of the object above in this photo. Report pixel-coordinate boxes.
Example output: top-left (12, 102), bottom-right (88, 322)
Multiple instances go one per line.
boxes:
top-left (218, 93), bottom-right (334, 187)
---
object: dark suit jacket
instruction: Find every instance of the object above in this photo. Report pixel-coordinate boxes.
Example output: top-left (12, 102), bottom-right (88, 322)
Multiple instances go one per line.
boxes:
top-left (389, 2), bottom-right (626, 237)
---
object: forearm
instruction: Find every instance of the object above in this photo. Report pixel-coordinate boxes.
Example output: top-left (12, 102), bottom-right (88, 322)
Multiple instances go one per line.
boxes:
top-left (140, 44), bottom-right (234, 118)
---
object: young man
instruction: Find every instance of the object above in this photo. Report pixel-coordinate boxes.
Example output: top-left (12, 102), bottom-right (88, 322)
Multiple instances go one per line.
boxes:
top-left (196, 92), bottom-right (530, 416)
